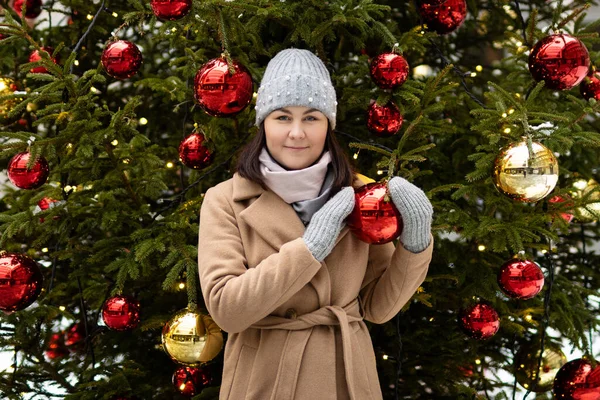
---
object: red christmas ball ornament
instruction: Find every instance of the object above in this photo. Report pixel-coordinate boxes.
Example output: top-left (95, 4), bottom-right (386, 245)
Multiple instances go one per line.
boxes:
top-left (0, 253), bottom-right (44, 312)
top-left (529, 33), bottom-right (590, 91)
top-left (459, 303), bottom-right (500, 340)
top-left (64, 323), bottom-right (85, 352)
top-left (347, 182), bottom-right (403, 244)
top-left (418, 0), bottom-right (467, 35)
top-left (101, 295), bottom-right (140, 331)
top-left (553, 358), bottom-right (600, 399)
top-left (549, 195), bottom-right (574, 224)
top-left (193, 57), bottom-right (253, 117)
top-left (101, 40), bottom-right (143, 80)
top-left (29, 46), bottom-right (59, 74)
top-left (45, 333), bottom-right (68, 360)
top-left (580, 70), bottom-right (600, 101)
top-left (367, 101), bottom-right (403, 137)
top-left (369, 53), bottom-right (409, 89)
top-left (497, 259), bottom-right (544, 300)
top-left (13, 0), bottom-right (43, 19)
top-left (172, 366), bottom-right (212, 396)
top-left (38, 197), bottom-right (58, 211)
top-left (178, 132), bottom-right (213, 169)
top-left (7, 151), bottom-right (50, 189)
top-left (150, 0), bottom-right (192, 21)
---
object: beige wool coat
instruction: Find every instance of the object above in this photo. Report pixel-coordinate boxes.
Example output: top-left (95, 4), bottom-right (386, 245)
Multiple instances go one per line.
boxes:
top-left (197, 172), bottom-right (433, 400)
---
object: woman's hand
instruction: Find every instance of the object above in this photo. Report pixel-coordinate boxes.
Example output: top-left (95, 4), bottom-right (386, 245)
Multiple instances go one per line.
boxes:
top-left (302, 187), bottom-right (355, 262)
top-left (387, 177), bottom-right (433, 253)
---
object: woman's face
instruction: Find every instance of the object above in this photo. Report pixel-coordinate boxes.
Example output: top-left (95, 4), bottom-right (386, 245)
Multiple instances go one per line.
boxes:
top-left (264, 106), bottom-right (328, 170)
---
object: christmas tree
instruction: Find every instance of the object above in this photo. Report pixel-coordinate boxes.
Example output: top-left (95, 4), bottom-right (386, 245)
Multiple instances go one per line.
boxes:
top-left (2, 0), bottom-right (600, 398)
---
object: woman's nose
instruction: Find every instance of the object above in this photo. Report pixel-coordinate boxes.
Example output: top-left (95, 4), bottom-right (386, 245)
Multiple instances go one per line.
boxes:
top-left (288, 122), bottom-right (306, 139)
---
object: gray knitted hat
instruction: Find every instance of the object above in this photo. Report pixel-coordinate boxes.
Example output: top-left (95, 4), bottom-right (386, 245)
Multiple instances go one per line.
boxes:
top-left (255, 48), bottom-right (337, 129)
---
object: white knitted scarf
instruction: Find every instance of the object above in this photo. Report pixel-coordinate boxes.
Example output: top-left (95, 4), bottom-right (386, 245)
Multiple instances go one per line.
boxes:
top-left (258, 147), bottom-right (332, 204)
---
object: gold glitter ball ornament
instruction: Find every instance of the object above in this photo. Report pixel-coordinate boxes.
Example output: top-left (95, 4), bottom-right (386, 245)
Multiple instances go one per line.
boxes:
top-left (493, 140), bottom-right (558, 202)
top-left (0, 77), bottom-right (21, 121)
top-left (514, 342), bottom-right (567, 392)
top-left (569, 178), bottom-right (600, 223)
top-left (161, 308), bottom-right (224, 366)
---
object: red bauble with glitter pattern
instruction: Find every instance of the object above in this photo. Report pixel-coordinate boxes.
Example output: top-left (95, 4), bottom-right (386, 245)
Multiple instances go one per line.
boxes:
top-left (0, 253), bottom-right (43, 312)
top-left (193, 58), bottom-right (253, 117)
top-left (102, 295), bottom-right (141, 331)
top-left (101, 40), bottom-right (143, 80)
top-left (64, 323), bottom-right (86, 352)
top-left (367, 102), bottom-right (403, 137)
top-left (150, 0), bottom-right (192, 20)
top-left (29, 46), bottom-right (59, 74)
top-left (553, 358), bottom-right (600, 399)
top-left (179, 132), bottom-right (213, 169)
top-left (497, 259), bottom-right (544, 300)
top-left (459, 303), bottom-right (499, 340)
top-left (529, 33), bottom-right (590, 91)
top-left (549, 195), bottom-right (575, 224)
top-left (172, 366), bottom-right (212, 396)
top-left (347, 182), bottom-right (403, 244)
top-left (45, 333), bottom-right (68, 360)
top-left (13, 0), bottom-right (43, 19)
top-left (418, 0), bottom-right (467, 35)
top-left (8, 151), bottom-right (49, 189)
top-left (580, 70), bottom-right (600, 101)
top-left (369, 53), bottom-right (409, 89)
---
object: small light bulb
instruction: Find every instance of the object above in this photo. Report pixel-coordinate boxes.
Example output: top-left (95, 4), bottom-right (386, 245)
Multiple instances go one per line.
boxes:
top-left (112, 12), bottom-right (118, 18)
top-left (166, 162), bottom-right (174, 169)
top-left (508, 109), bottom-right (515, 114)
top-left (74, 60), bottom-right (79, 66)
top-left (504, 128), bottom-right (511, 134)
top-left (573, 179), bottom-right (588, 191)
top-left (253, 92), bottom-right (258, 98)
top-left (171, 28), bottom-right (177, 33)
top-left (111, 139), bottom-right (118, 146)
top-left (90, 87), bottom-right (99, 94)
top-left (524, 314), bottom-right (532, 321)
top-left (178, 282), bottom-right (185, 289)
top-left (353, 153), bottom-right (358, 160)
top-left (377, 170), bottom-right (383, 175)
top-left (515, 41), bottom-right (522, 47)
top-left (86, 14), bottom-right (93, 20)
top-left (42, 248), bottom-right (48, 253)
top-left (66, 143), bottom-right (73, 149)
top-left (515, 93), bottom-right (521, 98)
top-left (382, 354), bottom-right (389, 360)
top-left (429, 317), bottom-right (434, 322)
top-left (478, 245), bottom-right (486, 251)
top-left (139, 117), bottom-right (148, 125)
top-left (475, 65), bottom-right (483, 72)
top-left (541, 249), bottom-right (547, 254)
top-left (502, 113), bottom-right (507, 118)
top-left (470, 72), bottom-right (477, 77)
top-left (122, 159), bottom-right (130, 164)
top-left (475, 358), bottom-right (481, 365)
top-left (59, 306), bottom-right (66, 311)
top-left (179, 383), bottom-right (186, 390)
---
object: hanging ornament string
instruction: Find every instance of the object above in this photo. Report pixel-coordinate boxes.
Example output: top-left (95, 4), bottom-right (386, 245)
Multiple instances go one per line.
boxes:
top-left (512, 0), bottom-right (531, 48)
top-left (580, 223), bottom-right (594, 357)
top-left (69, 0), bottom-right (106, 75)
top-left (522, 238), bottom-right (556, 400)
top-left (76, 277), bottom-right (96, 367)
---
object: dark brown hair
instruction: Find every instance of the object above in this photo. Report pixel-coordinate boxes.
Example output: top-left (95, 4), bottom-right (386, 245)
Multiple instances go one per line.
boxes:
top-left (235, 122), bottom-right (355, 196)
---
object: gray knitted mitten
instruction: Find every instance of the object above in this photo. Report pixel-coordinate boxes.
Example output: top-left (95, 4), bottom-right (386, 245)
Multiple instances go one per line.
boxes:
top-left (302, 187), bottom-right (355, 262)
top-left (388, 177), bottom-right (433, 253)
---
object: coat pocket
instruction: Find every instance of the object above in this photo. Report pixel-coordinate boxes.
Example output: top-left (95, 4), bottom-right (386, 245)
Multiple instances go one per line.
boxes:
top-left (228, 344), bottom-right (258, 400)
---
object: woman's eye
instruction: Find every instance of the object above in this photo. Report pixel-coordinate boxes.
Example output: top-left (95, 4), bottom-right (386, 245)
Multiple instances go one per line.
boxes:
top-left (305, 116), bottom-right (317, 121)
top-left (276, 115), bottom-right (290, 120)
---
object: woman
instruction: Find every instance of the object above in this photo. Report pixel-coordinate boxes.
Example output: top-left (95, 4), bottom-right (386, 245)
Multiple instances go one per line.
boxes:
top-left (198, 48), bottom-right (433, 400)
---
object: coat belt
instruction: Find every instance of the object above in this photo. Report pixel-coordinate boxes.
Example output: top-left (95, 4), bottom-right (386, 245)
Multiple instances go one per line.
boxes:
top-left (250, 299), bottom-right (363, 400)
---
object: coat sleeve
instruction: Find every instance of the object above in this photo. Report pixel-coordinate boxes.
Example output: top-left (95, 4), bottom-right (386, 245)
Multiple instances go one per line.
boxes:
top-left (197, 185), bottom-right (322, 334)
top-left (359, 236), bottom-right (433, 324)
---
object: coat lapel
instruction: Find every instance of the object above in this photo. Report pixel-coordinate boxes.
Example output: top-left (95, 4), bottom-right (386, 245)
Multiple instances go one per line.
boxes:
top-left (232, 173), bottom-right (351, 252)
